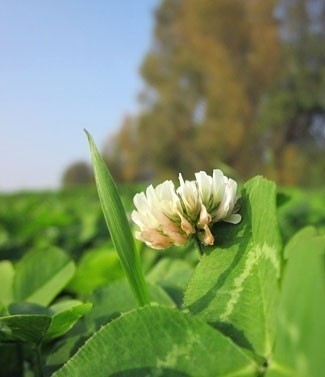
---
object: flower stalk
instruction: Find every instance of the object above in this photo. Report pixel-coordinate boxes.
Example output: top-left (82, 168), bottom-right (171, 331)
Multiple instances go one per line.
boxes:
top-left (194, 236), bottom-right (204, 258)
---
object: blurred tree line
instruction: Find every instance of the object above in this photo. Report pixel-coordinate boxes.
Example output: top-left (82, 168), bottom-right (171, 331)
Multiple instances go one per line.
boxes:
top-left (63, 0), bottom-right (324, 187)
top-left (61, 161), bottom-right (93, 187)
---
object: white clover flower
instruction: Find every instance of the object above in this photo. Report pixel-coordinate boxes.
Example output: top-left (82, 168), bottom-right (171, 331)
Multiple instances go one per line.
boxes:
top-left (177, 174), bottom-right (201, 222)
top-left (131, 180), bottom-right (192, 249)
top-left (195, 170), bottom-right (241, 225)
top-left (131, 169), bottom-right (241, 250)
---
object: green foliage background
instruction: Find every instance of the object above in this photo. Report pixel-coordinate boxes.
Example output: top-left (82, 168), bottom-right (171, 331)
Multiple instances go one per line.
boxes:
top-left (0, 180), bottom-right (324, 376)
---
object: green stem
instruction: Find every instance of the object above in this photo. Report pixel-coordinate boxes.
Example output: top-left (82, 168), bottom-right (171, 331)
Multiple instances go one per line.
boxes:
top-left (17, 343), bottom-right (24, 377)
top-left (195, 237), bottom-right (204, 258)
top-left (33, 344), bottom-right (44, 377)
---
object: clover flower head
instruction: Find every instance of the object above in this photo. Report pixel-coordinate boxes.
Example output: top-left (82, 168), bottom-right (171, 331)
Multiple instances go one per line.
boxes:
top-left (177, 174), bottom-right (201, 221)
top-left (131, 180), bottom-right (189, 249)
top-left (131, 169), bottom-right (241, 250)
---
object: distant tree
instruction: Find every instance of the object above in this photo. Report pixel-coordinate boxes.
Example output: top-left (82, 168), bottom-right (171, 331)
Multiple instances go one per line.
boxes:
top-left (61, 161), bottom-right (93, 187)
top-left (107, 0), bottom-right (324, 186)
top-left (103, 115), bottom-right (146, 182)
top-left (136, 0), bottom-right (284, 181)
top-left (261, 0), bottom-right (325, 185)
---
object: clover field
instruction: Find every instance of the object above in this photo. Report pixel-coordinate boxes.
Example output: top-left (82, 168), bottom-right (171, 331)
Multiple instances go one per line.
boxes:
top-left (0, 145), bottom-right (324, 377)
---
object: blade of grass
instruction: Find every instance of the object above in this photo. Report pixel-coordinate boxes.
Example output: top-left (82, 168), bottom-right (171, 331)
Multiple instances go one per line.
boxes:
top-left (84, 130), bottom-right (150, 306)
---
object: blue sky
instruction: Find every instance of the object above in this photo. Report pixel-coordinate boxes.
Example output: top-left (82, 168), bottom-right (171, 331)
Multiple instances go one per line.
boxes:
top-left (0, 1), bottom-right (158, 191)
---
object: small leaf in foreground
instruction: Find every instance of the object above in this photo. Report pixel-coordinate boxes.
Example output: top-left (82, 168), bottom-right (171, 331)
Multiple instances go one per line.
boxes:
top-left (7, 300), bottom-right (92, 342)
top-left (45, 300), bottom-right (93, 341)
top-left (0, 315), bottom-right (51, 344)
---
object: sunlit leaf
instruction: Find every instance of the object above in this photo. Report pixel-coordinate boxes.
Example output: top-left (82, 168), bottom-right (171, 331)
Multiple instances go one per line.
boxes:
top-left (52, 305), bottom-right (257, 377)
top-left (68, 243), bottom-right (124, 295)
top-left (266, 227), bottom-right (325, 377)
top-left (13, 247), bottom-right (75, 306)
top-left (184, 176), bottom-right (282, 357)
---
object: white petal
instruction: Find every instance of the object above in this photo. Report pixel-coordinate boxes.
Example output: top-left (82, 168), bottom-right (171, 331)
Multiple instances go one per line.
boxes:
top-left (133, 192), bottom-right (150, 212)
top-left (211, 169), bottom-right (226, 206)
top-left (213, 177), bottom-right (239, 222)
top-left (195, 171), bottom-right (212, 203)
top-left (131, 210), bottom-right (158, 229)
top-left (177, 178), bottom-right (200, 219)
top-left (223, 213), bottom-right (241, 224)
top-left (146, 185), bottom-right (159, 205)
